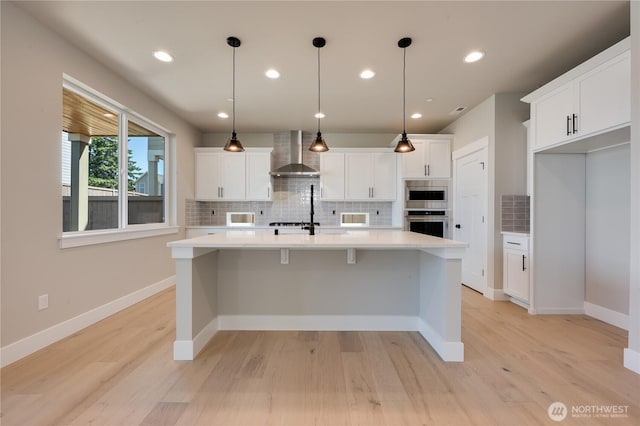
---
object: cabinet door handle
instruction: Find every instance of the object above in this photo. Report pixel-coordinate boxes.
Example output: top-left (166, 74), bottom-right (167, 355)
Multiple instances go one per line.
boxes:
top-left (566, 115), bottom-right (571, 136)
top-left (427, 165), bottom-right (430, 176)
top-left (267, 187), bottom-right (270, 198)
top-left (371, 187), bottom-right (374, 198)
top-left (572, 113), bottom-right (578, 134)
top-left (424, 165), bottom-right (427, 176)
top-left (221, 187), bottom-right (224, 198)
top-left (522, 254), bottom-right (526, 271)
top-left (507, 241), bottom-right (521, 246)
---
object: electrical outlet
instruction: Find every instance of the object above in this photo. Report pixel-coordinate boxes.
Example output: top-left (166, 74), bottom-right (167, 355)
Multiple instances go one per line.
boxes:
top-left (38, 294), bottom-right (49, 311)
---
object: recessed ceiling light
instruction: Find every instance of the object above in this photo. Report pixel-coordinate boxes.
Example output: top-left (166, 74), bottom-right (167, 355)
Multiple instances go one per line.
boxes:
top-left (153, 50), bottom-right (173, 63)
top-left (217, 112), bottom-right (229, 119)
top-left (425, 98), bottom-right (433, 103)
top-left (411, 113), bottom-right (422, 119)
top-left (265, 69), bottom-right (280, 79)
top-left (360, 70), bottom-right (375, 79)
top-left (315, 112), bottom-right (325, 119)
top-left (464, 51), bottom-right (484, 63)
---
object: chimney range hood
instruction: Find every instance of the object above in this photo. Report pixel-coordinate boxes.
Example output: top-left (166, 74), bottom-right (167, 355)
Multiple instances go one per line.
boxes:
top-left (270, 130), bottom-right (319, 177)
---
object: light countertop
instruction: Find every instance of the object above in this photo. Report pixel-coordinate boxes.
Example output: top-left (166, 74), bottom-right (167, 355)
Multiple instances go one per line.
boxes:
top-left (169, 230), bottom-right (467, 250)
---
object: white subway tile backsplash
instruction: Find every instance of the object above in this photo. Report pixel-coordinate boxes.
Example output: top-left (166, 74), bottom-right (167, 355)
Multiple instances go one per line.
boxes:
top-left (186, 176), bottom-right (393, 227)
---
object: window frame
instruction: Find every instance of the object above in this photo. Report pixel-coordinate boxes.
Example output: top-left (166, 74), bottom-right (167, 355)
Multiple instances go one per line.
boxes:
top-left (60, 75), bottom-right (177, 248)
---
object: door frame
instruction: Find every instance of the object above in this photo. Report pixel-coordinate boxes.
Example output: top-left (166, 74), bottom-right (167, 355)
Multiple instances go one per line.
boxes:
top-left (452, 137), bottom-right (489, 296)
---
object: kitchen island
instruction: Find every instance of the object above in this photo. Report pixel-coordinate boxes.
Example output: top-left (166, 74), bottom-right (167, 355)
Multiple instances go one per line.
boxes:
top-left (167, 230), bottom-right (468, 362)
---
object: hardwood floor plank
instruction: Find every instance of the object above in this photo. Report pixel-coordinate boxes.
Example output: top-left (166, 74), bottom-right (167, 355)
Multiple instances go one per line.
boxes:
top-left (140, 402), bottom-right (188, 426)
top-left (2, 286), bottom-right (639, 426)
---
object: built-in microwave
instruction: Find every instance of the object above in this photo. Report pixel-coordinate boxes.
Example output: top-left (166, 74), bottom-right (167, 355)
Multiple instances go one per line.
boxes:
top-left (405, 180), bottom-right (448, 210)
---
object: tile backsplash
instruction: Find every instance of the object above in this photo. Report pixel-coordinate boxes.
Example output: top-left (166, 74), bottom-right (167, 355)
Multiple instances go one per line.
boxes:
top-left (501, 194), bottom-right (530, 233)
top-left (187, 176), bottom-right (393, 227)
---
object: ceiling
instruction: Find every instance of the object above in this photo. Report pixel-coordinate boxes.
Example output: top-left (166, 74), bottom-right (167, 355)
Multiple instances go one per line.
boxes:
top-left (18, 1), bottom-right (630, 135)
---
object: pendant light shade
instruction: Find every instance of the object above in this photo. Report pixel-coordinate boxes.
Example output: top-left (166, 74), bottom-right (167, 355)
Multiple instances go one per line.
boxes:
top-left (224, 36), bottom-right (244, 152)
top-left (395, 37), bottom-right (415, 153)
top-left (309, 37), bottom-right (329, 152)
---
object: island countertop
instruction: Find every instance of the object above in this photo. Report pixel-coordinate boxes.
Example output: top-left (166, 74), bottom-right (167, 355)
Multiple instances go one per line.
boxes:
top-left (168, 230), bottom-right (468, 250)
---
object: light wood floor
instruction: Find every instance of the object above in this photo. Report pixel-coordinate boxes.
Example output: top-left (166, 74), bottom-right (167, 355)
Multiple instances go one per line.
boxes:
top-left (1, 286), bottom-right (638, 426)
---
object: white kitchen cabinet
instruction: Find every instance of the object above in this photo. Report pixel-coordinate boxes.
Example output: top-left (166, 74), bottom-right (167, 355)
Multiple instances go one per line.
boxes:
top-left (345, 152), bottom-right (396, 201)
top-left (246, 150), bottom-right (272, 201)
top-left (400, 136), bottom-right (451, 179)
top-left (195, 149), bottom-right (246, 201)
top-left (502, 233), bottom-right (530, 305)
top-left (320, 153), bottom-right (345, 200)
top-left (523, 39), bottom-right (630, 152)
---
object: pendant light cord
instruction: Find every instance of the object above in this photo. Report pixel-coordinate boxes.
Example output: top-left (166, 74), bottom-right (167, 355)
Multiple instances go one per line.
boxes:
top-left (232, 46), bottom-right (236, 134)
top-left (402, 46), bottom-right (406, 134)
top-left (317, 46), bottom-right (321, 133)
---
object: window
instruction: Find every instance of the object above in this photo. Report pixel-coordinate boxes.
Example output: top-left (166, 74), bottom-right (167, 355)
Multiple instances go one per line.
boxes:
top-left (61, 77), bottom-right (176, 247)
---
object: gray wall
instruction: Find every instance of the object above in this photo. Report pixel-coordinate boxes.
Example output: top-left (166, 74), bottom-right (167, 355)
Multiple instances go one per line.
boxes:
top-left (627, 0), bottom-right (640, 363)
top-left (439, 93), bottom-right (529, 296)
top-left (0, 2), bottom-right (199, 347)
top-left (585, 144), bottom-right (630, 314)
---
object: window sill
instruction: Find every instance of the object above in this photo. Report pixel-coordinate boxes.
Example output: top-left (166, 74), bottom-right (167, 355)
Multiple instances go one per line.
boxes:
top-left (59, 225), bottom-right (180, 249)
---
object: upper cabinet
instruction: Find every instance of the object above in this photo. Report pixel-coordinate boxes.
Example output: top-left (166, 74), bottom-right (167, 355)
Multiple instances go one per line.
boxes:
top-left (344, 152), bottom-right (396, 201)
top-left (319, 149), bottom-right (397, 201)
top-left (399, 135), bottom-right (452, 179)
top-left (245, 150), bottom-right (273, 201)
top-left (319, 152), bottom-right (346, 201)
top-left (523, 38), bottom-right (630, 153)
top-left (195, 148), bottom-right (272, 201)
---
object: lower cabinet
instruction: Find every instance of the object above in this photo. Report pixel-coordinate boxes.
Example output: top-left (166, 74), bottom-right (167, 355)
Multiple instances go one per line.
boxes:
top-left (502, 233), bottom-right (530, 305)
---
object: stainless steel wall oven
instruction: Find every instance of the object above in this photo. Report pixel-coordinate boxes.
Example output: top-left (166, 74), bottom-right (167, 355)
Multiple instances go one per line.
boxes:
top-left (405, 180), bottom-right (450, 238)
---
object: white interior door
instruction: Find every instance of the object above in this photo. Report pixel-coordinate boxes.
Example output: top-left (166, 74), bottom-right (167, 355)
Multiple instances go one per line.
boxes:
top-left (453, 145), bottom-right (487, 294)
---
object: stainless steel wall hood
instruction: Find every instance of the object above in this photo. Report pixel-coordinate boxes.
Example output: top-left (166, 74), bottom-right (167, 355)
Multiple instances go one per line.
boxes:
top-left (270, 130), bottom-right (319, 177)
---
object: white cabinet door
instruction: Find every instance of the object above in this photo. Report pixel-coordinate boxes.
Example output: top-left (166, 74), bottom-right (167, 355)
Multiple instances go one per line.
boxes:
top-left (504, 248), bottom-right (529, 302)
top-left (401, 138), bottom-right (451, 178)
top-left (345, 153), bottom-right (373, 200)
top-left (527, 45), bottom-right (630, 152)
top-left (532, 83), bottom-right (575, 150)
top-left (426, 140), bottom-right (451, 178)
top-left (320, 153), bottom-right (345, 200)
top-left (246, 152), bottom-right (272, 201)
top-left (195, 152), bottom-right (221, 200)
top-left (195, 150), bottom-right (246, 200)
top-left (402, 140), bottom-right (428, 178)
top-left (577, 52), bottom-right (630, 136)
top-left (219, 153), bottom-right (246, 200)
top-left (372, 153), bottom-right (396, 200)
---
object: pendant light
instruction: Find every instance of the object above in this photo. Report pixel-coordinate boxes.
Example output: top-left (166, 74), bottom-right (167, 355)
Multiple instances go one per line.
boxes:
top-left (309, 37), bottom-right (329, 152)
top-left (394, 37), bottom-right (415, 153)
top-left (224, 36), bottom-right (244, 152)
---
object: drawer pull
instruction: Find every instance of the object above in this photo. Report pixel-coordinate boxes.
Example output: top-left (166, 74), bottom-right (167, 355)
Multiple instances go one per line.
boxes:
top-left (507, 241), bottom-right (521, 246)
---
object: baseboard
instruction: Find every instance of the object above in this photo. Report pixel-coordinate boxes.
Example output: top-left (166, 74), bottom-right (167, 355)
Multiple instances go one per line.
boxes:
top-left (1, 276), bottom-right (175, 368)
top-left (217, 314), bottom-right (419, 331)
top-left (484, 288), bottom-right (510, 301)
top-left (584, 302), bottom-right (629, 330)
top-left (533, 307), bottom-right (585, 315)
top-left (173, 317), bottom-right (218, 361)
top-left (623, 348), bottom-right (640, 375)
top-left (418, 319), bottom-right (464, 362)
